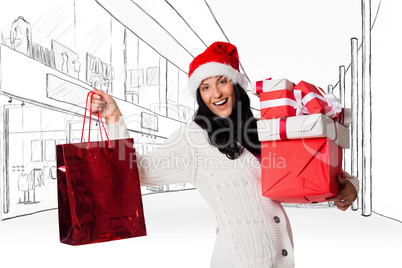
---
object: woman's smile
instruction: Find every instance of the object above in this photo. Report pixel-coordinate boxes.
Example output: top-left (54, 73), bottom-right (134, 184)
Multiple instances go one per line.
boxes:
top-left (213, 98), bottom-right (228, 108)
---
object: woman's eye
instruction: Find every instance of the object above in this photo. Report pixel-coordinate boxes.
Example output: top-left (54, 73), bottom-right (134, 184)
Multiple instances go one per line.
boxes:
top-left (219, 80), bottom-right (227, 85)
top-left (201, 86), bottom-right (208, 91)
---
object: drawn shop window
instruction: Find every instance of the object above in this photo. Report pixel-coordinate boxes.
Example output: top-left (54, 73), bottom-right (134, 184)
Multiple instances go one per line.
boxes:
top-left (141, 112), bottom-right (158, 132)
top-left (86, 53), bottom-right (114, 94)
top-left (44, 139), bottom-right (56, 161)
top-left (128, 69), bottom-right (144, 88)
top-left (125, 69), bottom-right (143, 103)
top-left (31, 140), bottom-right (43, 162)
top-left (51, 39), bottom-right (80, 79)
top-left (146, 67), bottom-right (160, 86)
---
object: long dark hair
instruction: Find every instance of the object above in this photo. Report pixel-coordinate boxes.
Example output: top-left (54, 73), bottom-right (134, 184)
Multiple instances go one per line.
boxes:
top-left (194, 83), bottom-right (261, 159)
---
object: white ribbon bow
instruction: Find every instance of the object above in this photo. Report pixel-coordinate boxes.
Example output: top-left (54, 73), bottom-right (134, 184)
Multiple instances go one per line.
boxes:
top-left (293, 89), bottom-right (310, 116)
top-left (324, 92), bottom-right (343, 118)
top-left (259, 83), bottom-right (343, 118)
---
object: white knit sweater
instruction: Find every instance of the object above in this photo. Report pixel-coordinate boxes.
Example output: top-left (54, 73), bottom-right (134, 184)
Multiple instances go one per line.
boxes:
top-left (108, 117), bottom-right (359, 268)
top-left (108, 117), bottom-right (294, 267)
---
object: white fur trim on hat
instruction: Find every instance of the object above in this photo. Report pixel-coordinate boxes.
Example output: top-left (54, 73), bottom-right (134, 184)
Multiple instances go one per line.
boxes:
top-left (187, 62), bottom-right (248, 99)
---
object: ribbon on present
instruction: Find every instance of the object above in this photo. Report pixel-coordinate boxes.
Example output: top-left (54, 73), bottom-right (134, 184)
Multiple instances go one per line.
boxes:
top-left (336, 109), bottom-right (346, 125)
top-left (259, 98), bottom-right (298, 110)
top-left (279, 118), bottom-right (288, 140)
top-left (277, 116), bottom-right (338, 142)
top-left (293, 90), bottom-right (312, 116)
top-left (313, 84), bottom-right (343, 119)
top-left (256, 78), bottom-right (298, 119)
top-left (324, 92), bottom-right (343, 119)
top-left (293, 83), bottom-right (344, 120)
top-left (255, 77), bottom-right (272, 95)
top-left (255, 79), bottom-right (345, 122)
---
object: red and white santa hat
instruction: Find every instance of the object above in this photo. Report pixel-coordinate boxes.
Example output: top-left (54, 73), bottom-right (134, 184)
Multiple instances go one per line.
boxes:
top-left (188, 41), bottom-right (248, 99)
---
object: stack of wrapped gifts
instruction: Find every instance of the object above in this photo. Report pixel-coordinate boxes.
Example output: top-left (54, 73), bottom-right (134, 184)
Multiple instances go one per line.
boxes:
top-left (251, 78), bottom-right (351, 203)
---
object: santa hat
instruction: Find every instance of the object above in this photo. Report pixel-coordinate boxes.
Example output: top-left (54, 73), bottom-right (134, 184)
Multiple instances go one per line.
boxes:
top-left (188, 41), bottom-right (248, 99)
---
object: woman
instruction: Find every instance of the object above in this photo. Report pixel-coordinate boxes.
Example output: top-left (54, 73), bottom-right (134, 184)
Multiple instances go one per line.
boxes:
top-left (91, 42), bottom-right (358, 267)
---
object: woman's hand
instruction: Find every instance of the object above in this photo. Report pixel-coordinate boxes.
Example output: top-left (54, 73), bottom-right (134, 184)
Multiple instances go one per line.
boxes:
top-left (90, 89), bottom-right (122, 125)
top-left (326, 171), bottom-right (358, 211)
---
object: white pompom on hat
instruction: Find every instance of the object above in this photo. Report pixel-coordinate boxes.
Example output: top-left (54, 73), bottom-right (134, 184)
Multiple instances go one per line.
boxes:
top-left (188, 41), bottom-right (248, 99)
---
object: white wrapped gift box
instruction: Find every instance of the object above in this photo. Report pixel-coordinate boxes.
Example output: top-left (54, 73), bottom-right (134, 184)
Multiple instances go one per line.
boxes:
top-left (257, 113), bottom-right (350, 149)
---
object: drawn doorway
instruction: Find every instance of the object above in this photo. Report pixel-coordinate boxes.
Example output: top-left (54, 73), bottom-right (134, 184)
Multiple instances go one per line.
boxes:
top-left (1, 104), bottom-right (66, 220)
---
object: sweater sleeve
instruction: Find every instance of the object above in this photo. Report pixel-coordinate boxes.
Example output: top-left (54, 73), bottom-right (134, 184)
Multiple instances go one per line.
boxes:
top-left (106, 116), bottom-right (130, 140)
top-left (346, 175), bottom-right (360, 195)
top-left (106, 116), bottom-right (195, 187)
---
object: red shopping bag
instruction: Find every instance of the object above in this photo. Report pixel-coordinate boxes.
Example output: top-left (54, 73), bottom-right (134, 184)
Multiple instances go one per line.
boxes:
top-left (57, 91), bottom-right (146, 245)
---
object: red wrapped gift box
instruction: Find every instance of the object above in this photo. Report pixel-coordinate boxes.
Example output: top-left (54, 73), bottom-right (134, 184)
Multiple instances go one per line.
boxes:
top-left (261, 138), bottom-right (342, 203)
top-left (251, 78), bottom-right (297, 119)
top-left (293, 80), bottom-right (331, 116)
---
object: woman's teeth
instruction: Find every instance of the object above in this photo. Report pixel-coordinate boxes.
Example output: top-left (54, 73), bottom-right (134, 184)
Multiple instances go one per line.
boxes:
top-left (214, 98), bottom-right (228, 106)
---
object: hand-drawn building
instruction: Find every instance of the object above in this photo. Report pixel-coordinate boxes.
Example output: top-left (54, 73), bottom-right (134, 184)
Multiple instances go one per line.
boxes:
top-left (0, 0), bottom-right (219, 220)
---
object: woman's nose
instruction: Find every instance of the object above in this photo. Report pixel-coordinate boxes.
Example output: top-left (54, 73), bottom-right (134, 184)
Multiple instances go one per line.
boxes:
top-left (212, 86), bottom-right (223, 98)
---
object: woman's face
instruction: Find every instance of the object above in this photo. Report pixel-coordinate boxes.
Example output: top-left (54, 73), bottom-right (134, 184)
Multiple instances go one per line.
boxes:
top-left (199, 76), bottom-right (235, 118)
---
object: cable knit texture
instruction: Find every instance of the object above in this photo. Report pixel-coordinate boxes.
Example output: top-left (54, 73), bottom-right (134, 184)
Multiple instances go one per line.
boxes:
top-left (107, 117), bottom-right (295, 268)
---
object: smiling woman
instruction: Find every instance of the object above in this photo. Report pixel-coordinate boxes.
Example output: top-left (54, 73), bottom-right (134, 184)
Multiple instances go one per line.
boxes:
top-left (194, 77), bottom-right (260, 160)
top-left (90, 41), bottom-right (359, 268)
top-left (190, 42), bottom-right (260, 160)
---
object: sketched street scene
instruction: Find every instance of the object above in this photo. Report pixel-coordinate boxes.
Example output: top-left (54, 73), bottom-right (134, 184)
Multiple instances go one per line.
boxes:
top-left (1, 0), bottom-right (199, 220)
top-left (0, 0), bottom-right (401, 267)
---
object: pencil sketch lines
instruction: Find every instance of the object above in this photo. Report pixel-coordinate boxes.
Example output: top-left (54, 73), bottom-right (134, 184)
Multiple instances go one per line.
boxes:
top-left (327, 0), bottom-right (376, 218)
top-left (204, 0), bottom-right (250, 83)
top-left (350, 37), bottom-right (359, 211)
top-left (203, 1), bottom-right (230, 43)
top-left (360, 0), bottom-right (372, 217)
top-left (31, 2), bottom-right (70, 41)
top-left (129, 0), bottom-right (195, 58)
top-left (330, 0), bottom-right (381, 90)
top-left (164, 0), bottom-right (208, 47)
top-left (95, 0), bottom-right (189, 74)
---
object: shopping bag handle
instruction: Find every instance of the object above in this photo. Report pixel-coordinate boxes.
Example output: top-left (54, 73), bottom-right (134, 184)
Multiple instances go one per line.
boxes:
top-left (81, 91), bottom-right (111, 149)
